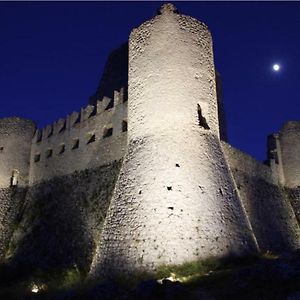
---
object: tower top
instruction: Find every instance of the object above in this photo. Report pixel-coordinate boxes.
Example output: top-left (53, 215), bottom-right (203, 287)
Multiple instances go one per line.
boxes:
top-left (159, 3), bottom-right (178, 15)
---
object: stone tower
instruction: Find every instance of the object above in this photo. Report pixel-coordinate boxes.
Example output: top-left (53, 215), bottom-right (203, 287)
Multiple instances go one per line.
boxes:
top-left (0, 117), bottom-right (36, 188)
top-left (90, 3), bottom-right (258, 278)
top-left (268, 121), bottom-right (300, 188)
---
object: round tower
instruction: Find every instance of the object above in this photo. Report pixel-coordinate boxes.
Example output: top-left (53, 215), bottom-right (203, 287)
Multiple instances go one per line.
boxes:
top-left (90, 4), bottom-right (258, 278)
top-left (278, 121), bottom-right (300, 188)
top-left (0, 117), bottom-right (36, 188)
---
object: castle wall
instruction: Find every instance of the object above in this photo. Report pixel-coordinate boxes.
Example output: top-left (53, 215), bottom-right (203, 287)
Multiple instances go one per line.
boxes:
top-left (29, 91), bottom-right (127, 184)
top-left (277, 122), bottom-right (300, 188)
top-left (0, 187), bottom-right (28, 261)
top-left (222, 141), bottom-right (300, 252)
top-left (90, 4), bottom-right (258, 278)
top-left (0, 118), bottom-right (36, 188)
top-left (7, 161), bottom-right (122, 273)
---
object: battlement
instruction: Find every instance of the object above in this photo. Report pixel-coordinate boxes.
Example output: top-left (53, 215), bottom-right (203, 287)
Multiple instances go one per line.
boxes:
top-left (280, 121), bottom-right (300, 133)
top-left (29, 88), bottom-right (128, 184)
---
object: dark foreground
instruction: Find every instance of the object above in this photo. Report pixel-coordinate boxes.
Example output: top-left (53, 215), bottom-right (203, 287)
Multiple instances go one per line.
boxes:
top-left (1, 251), bottom-right (300, 300)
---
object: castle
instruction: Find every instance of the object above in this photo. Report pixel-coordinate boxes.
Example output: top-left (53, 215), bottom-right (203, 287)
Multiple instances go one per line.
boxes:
top-left (1, 3), bottom-right (300, 280)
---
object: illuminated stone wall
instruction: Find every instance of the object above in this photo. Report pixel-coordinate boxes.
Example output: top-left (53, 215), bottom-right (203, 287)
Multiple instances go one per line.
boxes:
top-left (275, 122), bottom-right (300, 188)
top-left (0, 118), bottom-right (36, 188)
top-left (29, 90), bottom-right (127, 184)
top-left (222, 141), bottom-right (300, 253)
top-left (1, 2), bottom-right (300, 282)
top-left (90, 4), bottom-right (258, 278)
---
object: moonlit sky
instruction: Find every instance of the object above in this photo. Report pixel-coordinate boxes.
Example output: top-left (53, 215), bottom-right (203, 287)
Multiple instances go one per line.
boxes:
top-left (0, 2), bottom-right (299, 161)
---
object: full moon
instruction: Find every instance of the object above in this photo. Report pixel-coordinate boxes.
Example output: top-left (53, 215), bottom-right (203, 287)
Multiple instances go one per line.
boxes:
top-left (272, 64), bottom-right (280, 72)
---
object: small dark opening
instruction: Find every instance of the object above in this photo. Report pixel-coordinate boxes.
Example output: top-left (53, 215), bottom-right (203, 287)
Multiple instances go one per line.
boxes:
top-left (72, 139), bottom-right (79, 149)
top-left (175, 163), bottom-right (180, 167)
top-left (122, 120), bottom-right (128, 132)
top-left (139, 190), bottom-right (142, 194)
top-left (103, 127), bottom-right (113, 138)
top-left (34, 154), bottom-right (41, 162)
top-left (0, 146), bottom-right (3, 152)
top-left (59, 144), bottom-right (65, 154)
top-left (46, 149), bottom-right (53, 158)
top-left (167, 186), bottom-right (172, 191)
top-left (168, 207), bottom-right (174, 210)
top-left (197, 104), bottom-right (210, 130)
top-left (87, 134), bottom-right (96, 144)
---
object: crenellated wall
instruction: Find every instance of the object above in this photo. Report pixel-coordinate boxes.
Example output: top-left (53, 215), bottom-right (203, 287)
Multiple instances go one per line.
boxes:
top-left (29, 89), bottom-right (128, 184)
top-left (1, 2), bottom-right (300, 284)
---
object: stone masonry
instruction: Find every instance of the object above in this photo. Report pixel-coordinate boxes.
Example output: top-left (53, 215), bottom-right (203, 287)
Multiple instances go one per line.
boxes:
top-left (0, 3), bottom-right (300, 279)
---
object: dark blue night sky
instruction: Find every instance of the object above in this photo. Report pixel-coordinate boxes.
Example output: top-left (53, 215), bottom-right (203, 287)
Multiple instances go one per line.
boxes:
top-left (0, 1), bottom-right (299, 161)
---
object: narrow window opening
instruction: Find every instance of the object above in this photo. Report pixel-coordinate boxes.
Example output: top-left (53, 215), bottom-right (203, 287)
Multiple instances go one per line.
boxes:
top-left (72, 139), bottom-right (79, 150)
top-left (168, 207), bottom-right (174, 210)
top-left (103, 127), bottom-right (113, 139)
top-left (58, 144), bottom-right (65, 154)
top-left (46, 149), bottom-right (53, 158)
top-left (122, 120), bottom-right (128, 132)
top-left (0, 146), bottom-right (3, 152)
top-left (197, 104), bottom-right (210, 130)
top-left (34, 153), bottom-right (41, 162)
top-left (167, 186), bottom-right (172, 191)
top-left (175, 163), bottom-right (180, 167)
top-left (87, 134), bottom-right (96, 144)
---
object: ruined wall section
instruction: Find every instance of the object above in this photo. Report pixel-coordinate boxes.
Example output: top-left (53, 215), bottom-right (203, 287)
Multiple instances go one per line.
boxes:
top-left (0, 187), bottom-right (27, 261)
top-left (29, 89), bottom-right (128, 184)
top-left (222, 141), bottom-right (300, 253)
top-left (0, 118), bottom-right (36, 188)
top-left (7, 161), bottom-right (122, 273)
top-left (276, 122), bottom-right (300, 188)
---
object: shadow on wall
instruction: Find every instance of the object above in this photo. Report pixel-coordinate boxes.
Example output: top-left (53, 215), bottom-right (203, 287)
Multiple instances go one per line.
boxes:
top-left (5, 161), bottom-right (122, 278)
top-left (235, 170), bottom-right (300, 253)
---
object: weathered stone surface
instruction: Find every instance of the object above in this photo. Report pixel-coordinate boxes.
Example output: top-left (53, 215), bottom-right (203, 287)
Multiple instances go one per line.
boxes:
top-left (6, 161), bottom-right (121, 272)
top-left (222, 142), bottom-right (300, 253)
top-left (0, 2), bottom-right (300, 284)
top-left (0, 187), bottom-right (27, 260)
top-left (0, 117), bottom-right (36, 188)
top-left (90, 4), bottom-right (258, 278)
